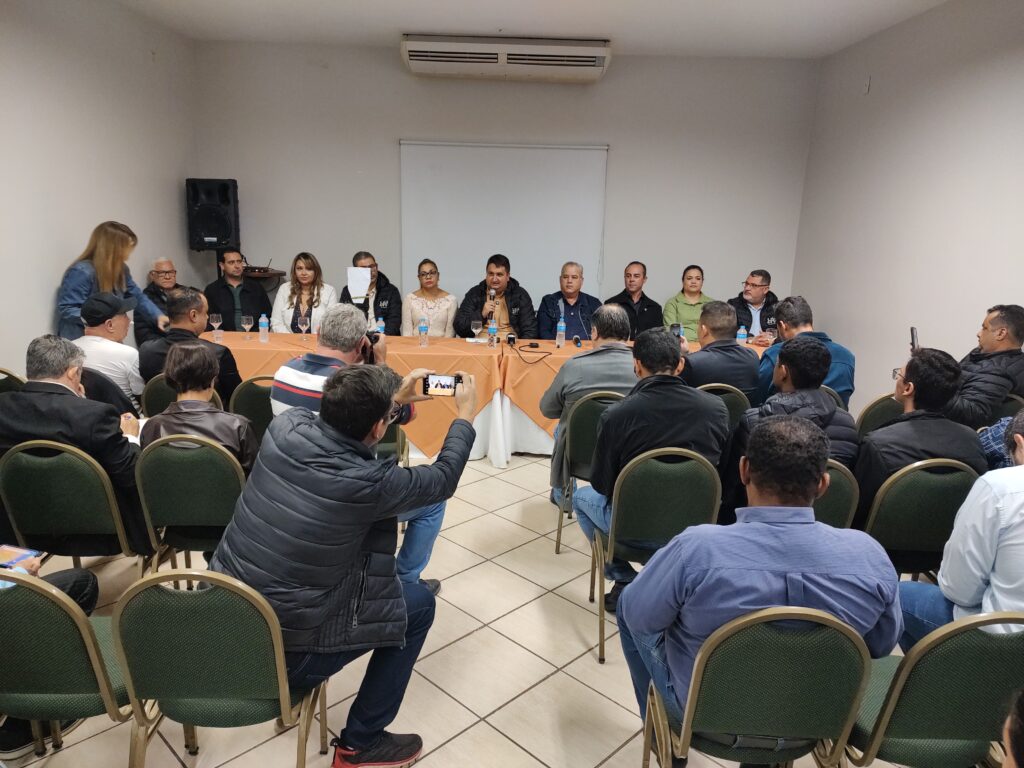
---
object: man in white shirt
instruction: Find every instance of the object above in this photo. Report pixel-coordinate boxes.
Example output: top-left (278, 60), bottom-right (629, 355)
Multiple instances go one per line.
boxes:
top-left (73, 293), bottom-right (145, 410)
top-left (898, 409), bottom-right (1024, 650)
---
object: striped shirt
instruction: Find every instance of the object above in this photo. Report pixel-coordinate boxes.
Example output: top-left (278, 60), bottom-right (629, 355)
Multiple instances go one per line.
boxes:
top-left (271, 353), bottom-right (345, 415)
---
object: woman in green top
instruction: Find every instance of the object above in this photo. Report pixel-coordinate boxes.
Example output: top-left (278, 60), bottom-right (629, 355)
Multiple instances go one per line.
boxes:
top-left (662, 264), bottom-right (714, 342)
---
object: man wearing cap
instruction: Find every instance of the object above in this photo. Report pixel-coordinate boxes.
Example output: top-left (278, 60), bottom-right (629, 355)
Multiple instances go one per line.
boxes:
top-left (73, 293), bottom-right (145, 411)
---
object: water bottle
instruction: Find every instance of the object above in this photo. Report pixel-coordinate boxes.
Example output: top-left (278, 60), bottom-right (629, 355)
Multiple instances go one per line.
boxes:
top-left (487, 318), bottom-right (498, 348)
top-left (376, 317), bottom-right (385, 335)
top-left (258, 313), bottom-right (270, 343)
top-left (555, 317), bottom-right (566, 349)
top-left (418, 316), bottom-right (429, 347)
top-left (736, 325), bottom-right (748, 344)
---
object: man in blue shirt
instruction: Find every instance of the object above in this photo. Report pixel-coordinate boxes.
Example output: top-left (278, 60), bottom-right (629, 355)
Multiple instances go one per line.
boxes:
top-left (617, 416), bottom-right (901, 724)
top-left (537, 261), bottom-right (603, 341)
top-left (758, 296), bottom-right (856, 406)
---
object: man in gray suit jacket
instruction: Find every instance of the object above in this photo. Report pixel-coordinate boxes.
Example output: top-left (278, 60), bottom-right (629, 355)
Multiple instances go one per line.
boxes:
top-left (541, 304), bottom-right (638, 505)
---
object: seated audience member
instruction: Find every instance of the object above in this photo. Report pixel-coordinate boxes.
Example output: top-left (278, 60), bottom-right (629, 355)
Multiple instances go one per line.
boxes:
top-left (537, 261), bottom-right (603, 341)
top-left (0, 335), bottom-right (150, 554)
top-left (271, 252), bottom-right (338, 334)
top-left (454, 254), bottom-right (538, 339)
top-left (139, 287), bottom-right (242, 404)
top-left (727, 269), bottom-right (778, 346)
top-left (981, 415), bottom-right (1016, 470)
top-left (897, 410), bottom-right (1024, 652)
top-left (617, 416), bottom-right (901, 722)
top-left (400, 259), bottom-right (457, 337)
top-left (141, 343), bottom-right (258, 475)
top-left (0, 561), bottom-right (99, 758)
top-left (204, 250), bottom-right (273, 332)
top-left (573, 328), bottom-right (730, 611)
top-left (757, 295), bottom-right (856, 406)
top-left (340, 251), bottom-right (401, 335)
top-left (662, 264), bottom-right (714, 342)
top-left (211, 365), bottom-right (477, 768)
top-left (720, 335), bottom-right (859, 522)
top-left (680, 300), bottom-right (760, 404)
top-left (73, 292), bottom-right (145, 411)
top-left (540, 305), bottom-right (637, 505)
top-left (945, 304), bottom-right (1024, 429)
top-left (604, 261), bottom-right (663, 340)
top-left (135, 259), bottom-right (181, 346)
top-left (1005, 690), bottom-right (1024, 768)
top-left (853, 348), bottom-right (988, 529)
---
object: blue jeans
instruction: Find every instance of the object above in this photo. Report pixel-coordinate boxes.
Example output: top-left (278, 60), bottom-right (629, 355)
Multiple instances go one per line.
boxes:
top-left (573, 486), bottom-right (638, 583)
top-left (396, 501), bottom-right (445, 583)
top-left (898, 581), bottom-right (955, 653)
top-left (285, 581), bottom-right (435, 749)
top-left (617, 600), bottom-right (683, 723)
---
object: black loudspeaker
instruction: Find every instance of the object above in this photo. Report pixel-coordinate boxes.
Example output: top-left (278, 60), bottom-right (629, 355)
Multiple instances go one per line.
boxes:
top-left (186, 178), bottom-right (240, 251)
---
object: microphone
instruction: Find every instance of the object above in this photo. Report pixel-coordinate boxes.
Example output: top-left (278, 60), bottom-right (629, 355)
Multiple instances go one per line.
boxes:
top-left (487, 288), bottom-right (496, 320)
top-left (572, 335), bottom-right (582, 348)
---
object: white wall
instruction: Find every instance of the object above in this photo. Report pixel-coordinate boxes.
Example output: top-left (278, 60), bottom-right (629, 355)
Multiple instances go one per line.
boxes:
top-left (0, 0), bottom-right (200, 369)
top-left (794, 0), bottom-right (1024, 414)
top-left (191, 45), bottom-right (818, 307)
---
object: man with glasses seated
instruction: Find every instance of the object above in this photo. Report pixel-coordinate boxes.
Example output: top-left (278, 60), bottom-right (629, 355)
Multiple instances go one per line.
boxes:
top-left (727, 269), bottom-right (778, 347)
top-left (134, 259), bottom-right (181, 346)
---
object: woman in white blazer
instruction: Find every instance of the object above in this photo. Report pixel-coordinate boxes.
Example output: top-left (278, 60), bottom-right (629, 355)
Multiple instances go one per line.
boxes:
top-left (270, 252), bottom-right (338, 333)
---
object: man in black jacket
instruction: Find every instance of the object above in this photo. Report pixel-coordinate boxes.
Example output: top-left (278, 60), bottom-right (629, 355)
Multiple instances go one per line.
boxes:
top-left (0, 335), bottom-right (151, 554)
top-left (945, 304), bottom-right (1024, 429)
top-left (340, 251), bottom-right (403, 335)
top-left (604, 261), bottom-right (663, 340)
top-left (454, 254), bottom-right (538, 338)
top-left (680, 301), bottom-right (760, 405)
top-left (203, 250), bottom-right (273, 332)
top-left (720, 335), bottom-right (860, 522)
top-left (727, 269), bottom-right (778, 346)
top-left (211, 365), bottom-right (477, 768)
top-left (139, 287), bottom-right (242, 404)
top-left (134, 259), bottom-right (181, 346)
top-left (573, 328), bottom-right (730, 610)
top-left (853, 348), bottom-right (988, 529)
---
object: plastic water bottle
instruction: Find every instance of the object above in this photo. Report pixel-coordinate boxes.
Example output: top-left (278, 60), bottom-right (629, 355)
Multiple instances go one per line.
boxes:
top-left (418, 317), bottom-right (429, 347)
top-left (555, 317), bottom-right (566, 349)
top-left (736, 325), bottom-right (748, 344)
top-left (487, 318), bottom-right (498, 348)
top-left (376, 317), bottom-right (385, 335)
top-left (258, 313), bottom-right (270, 343)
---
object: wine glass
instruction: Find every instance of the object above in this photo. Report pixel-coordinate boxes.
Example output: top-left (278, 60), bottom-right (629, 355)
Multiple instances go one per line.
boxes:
top-left (470, 320), bottom-right (483, 339)
top-left (240, 315), bottom-right (254, 341)
top-left (297, 314), bottom-right (310, 339)
top-left (209, 313), bottom-right (223, 342)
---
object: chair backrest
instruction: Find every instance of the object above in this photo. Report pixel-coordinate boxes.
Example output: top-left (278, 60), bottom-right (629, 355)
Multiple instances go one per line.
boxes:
top-left (563, 391), bottom-right (626, 482)
top-left (228, 376), bottom-right (275, 442)
top-left (0, 367), bottom-right (26, 394)
top-left (142, 374), bottom-right (223, 417)
top-left (0, 440), bottom-right (138, 556)
top-left (377, 423), bottom-right (409, 467)
top-left (678, 607), bottom-right (869, 763)
top-left (865, 459), bottom-right (978, 556)
top-left (855, 394), bottom-right (903, 437)
top-left (993, 393), bottom-right (1024, 423)
top-left (821, 385), bottom-right (847, 411)
top-left (608, 448), bottom-right (721, 558)
top-left (0, 570), bottom-right (124, 721)
top-left (696, 384), bottom-right (750, 430)
top-left (813, 460), bottom-right (859, 529)
top-left (136, 435), bottom-right (245, 529)
top-left (113, 569), bottom-right (292, 726)
top-left (81, 367), bottom-right (138, 417)
top-left (854, 612), bottom-right (1024, 766)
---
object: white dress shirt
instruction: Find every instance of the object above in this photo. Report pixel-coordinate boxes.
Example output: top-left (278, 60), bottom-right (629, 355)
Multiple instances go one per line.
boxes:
top-left (73, 335), bottom-right (145, 410)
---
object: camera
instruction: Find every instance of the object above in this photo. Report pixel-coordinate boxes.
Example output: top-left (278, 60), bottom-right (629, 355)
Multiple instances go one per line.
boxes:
top-left (363, 331), bottom-right (380, 364)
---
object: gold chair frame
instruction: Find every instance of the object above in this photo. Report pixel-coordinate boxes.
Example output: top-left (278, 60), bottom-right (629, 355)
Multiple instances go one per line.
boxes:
top-left (818, 459), bottom-right (859, 529)
top-left (854, 394), bottom-right (901, 436)
top-left (821, 385), bottom-right (847, 411)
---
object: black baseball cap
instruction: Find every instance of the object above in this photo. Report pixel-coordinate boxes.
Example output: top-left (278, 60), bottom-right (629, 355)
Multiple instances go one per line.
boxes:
top-left (81, 292), bottom-right (137, 327)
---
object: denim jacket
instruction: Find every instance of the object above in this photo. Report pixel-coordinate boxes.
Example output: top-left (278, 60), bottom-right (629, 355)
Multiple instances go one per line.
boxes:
top-left (57, 261), bottom-right (161, 339)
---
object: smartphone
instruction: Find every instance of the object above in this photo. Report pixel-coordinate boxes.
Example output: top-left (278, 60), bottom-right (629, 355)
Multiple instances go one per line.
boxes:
top-left (422, 373), bottom-right (462, 397)
top-left (669, 323), bottom-right (682, 338)
top-left (910, 327), bottom-right (919, 351)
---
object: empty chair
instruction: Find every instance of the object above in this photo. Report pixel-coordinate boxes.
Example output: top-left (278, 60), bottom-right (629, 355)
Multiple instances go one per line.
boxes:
top-left (813, 459), bottom-right (859, 529)
top-left (228, 375), bottom-right (275, 442)
top-left (856, 394), bottom-right (903, 437)
top-left (696, 383), bottom-right (751, 430)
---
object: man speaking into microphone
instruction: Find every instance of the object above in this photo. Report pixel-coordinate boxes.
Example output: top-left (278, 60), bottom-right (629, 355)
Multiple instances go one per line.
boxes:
top-left (454, 254), bottom-right (538, 339)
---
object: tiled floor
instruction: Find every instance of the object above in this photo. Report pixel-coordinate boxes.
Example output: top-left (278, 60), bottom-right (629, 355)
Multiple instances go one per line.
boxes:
top-left (17, 455), bottom-right (897, 768)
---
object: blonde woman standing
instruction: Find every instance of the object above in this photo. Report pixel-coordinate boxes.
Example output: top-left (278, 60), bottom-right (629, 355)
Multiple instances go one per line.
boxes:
top-left (401, 259), bottom-right (457, 337)
top-left (270, 252), bottom-right (338, 333)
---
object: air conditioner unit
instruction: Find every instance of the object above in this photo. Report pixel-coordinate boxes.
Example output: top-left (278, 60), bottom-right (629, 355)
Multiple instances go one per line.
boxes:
top-left (401, 35), bottom-right (611, 83)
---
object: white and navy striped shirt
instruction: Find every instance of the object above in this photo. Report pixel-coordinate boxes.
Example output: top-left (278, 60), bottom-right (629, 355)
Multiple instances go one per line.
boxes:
top-left (270, 352), bottom-right (345, 416)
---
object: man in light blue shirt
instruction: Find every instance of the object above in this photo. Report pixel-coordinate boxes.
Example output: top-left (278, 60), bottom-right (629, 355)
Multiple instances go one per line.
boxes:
top-left (617, 415), bottom-right (902, 723)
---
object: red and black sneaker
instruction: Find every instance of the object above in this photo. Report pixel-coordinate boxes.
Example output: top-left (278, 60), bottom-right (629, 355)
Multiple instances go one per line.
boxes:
top-left (331, 732), bottom-right (423, 768)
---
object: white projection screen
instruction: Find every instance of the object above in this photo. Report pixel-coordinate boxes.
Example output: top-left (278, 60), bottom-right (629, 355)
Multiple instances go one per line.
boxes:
top-left (400, 141), bottom-right (609, 314)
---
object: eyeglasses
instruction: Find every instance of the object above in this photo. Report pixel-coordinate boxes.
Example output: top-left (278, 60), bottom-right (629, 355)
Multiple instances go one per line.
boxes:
top-left (418, 270), bottom-right (438, 278)
top-left (742, 281), bottom-right (768, 289)
top-left (387, 402), bottom-right (403, 424)
top-left (892, 368), bottom-right (906, 381)
top-left (152, 270), bottom-right (177, 277)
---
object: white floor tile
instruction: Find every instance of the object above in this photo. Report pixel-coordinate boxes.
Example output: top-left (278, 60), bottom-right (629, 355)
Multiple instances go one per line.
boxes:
top-left (439, 496), bottom-right (489, 530)
top-left (438, 562), bottom-right (547, 623)
top-left (157, 714), bottom-right (281, 767)
top-left (419, 536), bottom-right (486, 582)
top-left (217, 719), bottom-right (331, 768)
top-left (546, 519), bottom-right (594, 556)
top-left (493, 536), bottom-right (592, 590)
top-left (18, 721), bottom-right (181, 768)
top-left (607, 733), bottom-right (727, 768)
top-left (563, 632), bottom-right (641, 716)
top-left (493, 495), bottom-right (563, 535)
top-left (456, 464), bottom-right (490, 488)
top-left (440, 513), bottom-right (540, 559)
top-left (453, 476), bottom-right (537, 512)
top-left (420, 596), bottom-right (484, 657)
top-left (491, 593), bottom-right (613, 668)
top-left (554, 572), bottom-right (616, 616)
top-left (470, 454), bottom-right (539, 476)
top-left (498, 462), bottom-right (556, 494)
top-left (416, 722), bottom-right (546, 768)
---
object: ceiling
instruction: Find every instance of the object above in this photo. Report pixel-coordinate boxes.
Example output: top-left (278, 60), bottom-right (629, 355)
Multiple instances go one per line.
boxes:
top-left (115, 0), bottom-right (949, 59)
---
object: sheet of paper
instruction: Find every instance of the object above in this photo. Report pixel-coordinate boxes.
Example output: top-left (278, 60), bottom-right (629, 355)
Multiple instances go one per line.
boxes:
top-left (347, 267), bottom-right (372, 302)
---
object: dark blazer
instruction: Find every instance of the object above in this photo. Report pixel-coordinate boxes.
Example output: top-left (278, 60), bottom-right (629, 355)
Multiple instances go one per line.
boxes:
top-left (590, 375), bottom-right (731, 497)
top-left (138, 328), bottom-right (242, 404)
top-left (134, 281), bottom-right (180, 346)
top-left (141, 400), bottom-right (258, 475)
top-left (0, 382), bottom-right (150, 554)
top-left (454, 278), bottom-right (538, 339)
top-left (603, 290), bottom-right (663, 340)
top-left (945, 348), bottom-right (1024, 429)
top-left (681, 339), bottom-right (761, 406)
top-left (339, 271), bottom-right (403, 336)
top-left (203, 277), bottom-right (273, 332)
top-left (81, 368), bottom-right (138, 418)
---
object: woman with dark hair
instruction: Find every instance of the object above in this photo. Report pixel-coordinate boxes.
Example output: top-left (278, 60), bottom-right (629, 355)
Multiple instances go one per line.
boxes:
top-left (1006, 690), bottom-right (1024, 768)
top-left (401, 258), bottom-right (457, 337)
top-left (662, 264), bottom-right (714, 342)
top-left (140, 343), bottom-right (258, 474)
top-left (270, 252), bottom-right (338, 333)
top-left (57, 221), bottom-right (169, 340)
